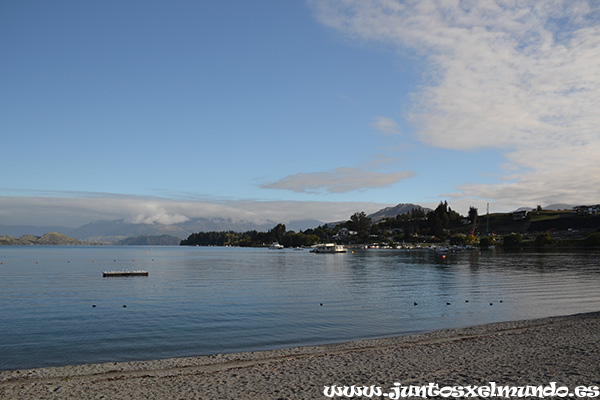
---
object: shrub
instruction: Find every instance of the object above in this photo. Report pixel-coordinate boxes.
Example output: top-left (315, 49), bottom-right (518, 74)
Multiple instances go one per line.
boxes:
top-left (503, 233), bottom-right (523, 249)
top-left (584, 232), bottom-right (600, 247)
top-left (449, 234), bottom-right (467, 246)
top-left (534, 232), bottom-right (552, 247)
top-left (479, 236), bottom-right (495, 249)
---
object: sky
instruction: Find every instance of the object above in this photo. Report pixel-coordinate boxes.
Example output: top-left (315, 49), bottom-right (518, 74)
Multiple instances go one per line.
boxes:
top-left (1, 0), bottom-right (599, 228)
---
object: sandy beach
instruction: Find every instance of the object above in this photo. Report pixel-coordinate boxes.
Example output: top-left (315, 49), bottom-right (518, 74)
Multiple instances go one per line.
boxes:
top-left (2, 311), bottom-right (599, 399)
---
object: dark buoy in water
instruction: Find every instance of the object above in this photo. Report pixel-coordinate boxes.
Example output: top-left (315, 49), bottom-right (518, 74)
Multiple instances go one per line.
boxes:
top-left (413, 302), bottom-right (418, 306)
top-left (490, 303), bottom-right (493, 306)
top-left (92, 305), bottom-right (96, 308)
top-left (123, 305), bottom-right (127, 308)
top-left (465, 300), bottom-right (469, 303)
top-left (446, 302), bottom-right (451, 305)
top-left (320, 303), bottom-right (323, 306)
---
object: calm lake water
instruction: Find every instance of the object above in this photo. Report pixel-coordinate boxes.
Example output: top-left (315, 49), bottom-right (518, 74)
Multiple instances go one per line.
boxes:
top-left (1, 246), bottom-right (599, 371)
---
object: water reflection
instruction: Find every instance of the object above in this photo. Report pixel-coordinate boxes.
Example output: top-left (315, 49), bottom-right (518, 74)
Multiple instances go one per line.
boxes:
top-left (0, 246), bottom-right (599, 370)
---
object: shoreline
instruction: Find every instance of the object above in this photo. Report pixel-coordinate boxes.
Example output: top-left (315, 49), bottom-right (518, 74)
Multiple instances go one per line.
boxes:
top-left (2, 311), bottom-right (599, 399)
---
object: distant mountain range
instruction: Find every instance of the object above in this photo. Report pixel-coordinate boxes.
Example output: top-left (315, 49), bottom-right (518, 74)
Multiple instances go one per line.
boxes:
top-left (0, 217), bottom-right (325, 243)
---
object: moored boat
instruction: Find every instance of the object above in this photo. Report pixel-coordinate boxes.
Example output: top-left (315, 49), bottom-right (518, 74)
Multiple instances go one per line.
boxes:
top-left (312, 243), bottom-right (347, 253)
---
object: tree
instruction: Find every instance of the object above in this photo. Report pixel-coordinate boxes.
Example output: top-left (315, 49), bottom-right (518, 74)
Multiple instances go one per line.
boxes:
top-left (427, 201), bottom-right (457, 239)
top-left (349, 211), bottom-right (371, 241)
top-left (468, 207), bottom-right (478, 223)
top-left (411, 207), bottom-right (426, 219)
top-left (503, 233), bottom-right (522, 249)
top-left (268, 223), bottom-right (286, 243)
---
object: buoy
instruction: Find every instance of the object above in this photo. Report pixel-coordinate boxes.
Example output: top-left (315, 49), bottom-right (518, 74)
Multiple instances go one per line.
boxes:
top-left (123, 305), bottom-right (127, 308)
top-left (320, 303), bottom-right (323, 306)
top-left (446, 302), bottom-right (451, 305)
top-left (465, 300), bottom-right (469, 303)
top-left (413, 302), bottom-right (417, 306)
top-left (92, 305), bottom-right (96, 308)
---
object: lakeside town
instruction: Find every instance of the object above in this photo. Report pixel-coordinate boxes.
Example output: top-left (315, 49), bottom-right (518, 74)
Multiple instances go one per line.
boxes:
top-left (183, 202), bottom-right (600, 249)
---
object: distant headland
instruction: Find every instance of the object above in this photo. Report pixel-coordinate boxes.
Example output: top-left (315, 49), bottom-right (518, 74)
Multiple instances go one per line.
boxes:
top-left (0, 232), bottom-right (89, 246)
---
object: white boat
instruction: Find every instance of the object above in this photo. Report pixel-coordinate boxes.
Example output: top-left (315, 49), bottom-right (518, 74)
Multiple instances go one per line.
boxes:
top-left (269, 242), bottom-right (284, 250)
top-left (312, 243), bottom-right (347, 253)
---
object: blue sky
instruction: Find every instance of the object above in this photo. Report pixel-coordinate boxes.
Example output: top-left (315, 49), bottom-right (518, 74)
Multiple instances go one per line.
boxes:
top-left (1, 1), bottom-right (599, 228)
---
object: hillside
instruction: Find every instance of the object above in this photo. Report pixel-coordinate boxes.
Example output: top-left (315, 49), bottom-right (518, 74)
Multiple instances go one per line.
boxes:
top-left (117, 235), bottom-right (181, 246)
top-left (368, 203), bottom-right (432, 222)
top-left (478, 210), bottom-right (600, 235)
top-left (0, 232), bottom-right (89, 246)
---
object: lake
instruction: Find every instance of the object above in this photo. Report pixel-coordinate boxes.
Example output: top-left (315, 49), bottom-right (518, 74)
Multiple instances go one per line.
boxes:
top-left (1, 246), bottom-right (599, 371)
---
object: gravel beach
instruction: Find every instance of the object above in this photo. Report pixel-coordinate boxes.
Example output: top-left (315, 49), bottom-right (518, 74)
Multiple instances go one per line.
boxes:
top-left (2, 311), bottom-right (599, 399)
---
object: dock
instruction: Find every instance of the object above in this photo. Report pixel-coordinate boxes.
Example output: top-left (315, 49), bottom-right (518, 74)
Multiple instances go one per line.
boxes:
top-left (102, 270), bottom-right (149, 277)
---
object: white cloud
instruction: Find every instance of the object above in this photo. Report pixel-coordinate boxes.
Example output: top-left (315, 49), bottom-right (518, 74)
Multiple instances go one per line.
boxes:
top-left (312, 0), bottom-right (600, 208)
top-left (125, 208), bottom-right (189, 225)
top-left (259, 167), bottom-right (414, 193)
top-left (371, 116), bottom-right (402, 135)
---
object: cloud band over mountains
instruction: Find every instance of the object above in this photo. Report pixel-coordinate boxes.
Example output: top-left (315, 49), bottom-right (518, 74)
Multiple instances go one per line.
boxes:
top-left (0, 194), bottom-right (389, 229)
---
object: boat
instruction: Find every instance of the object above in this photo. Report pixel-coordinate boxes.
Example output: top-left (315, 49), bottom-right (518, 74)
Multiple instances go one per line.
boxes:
top-left (312, 243), bottom-right (347, 253)
top-left (102, 270), bottom-right (149, 277)
top-left (269, 242), bottom-right (284, 250)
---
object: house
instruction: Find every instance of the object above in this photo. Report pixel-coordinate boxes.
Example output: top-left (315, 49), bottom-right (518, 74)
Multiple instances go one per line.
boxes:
top-left (573, 205), bottom-right (600, 215)
top-left (333, 228), bottom-right (357, 239)
top-left (512, 210), bottom-right (528, 220)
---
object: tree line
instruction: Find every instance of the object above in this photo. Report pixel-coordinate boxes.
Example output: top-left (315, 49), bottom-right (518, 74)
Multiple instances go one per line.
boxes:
top-left (180, 223), bottom-right (319, 247)
top-left (181, 201), bottom-right (477, 247)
